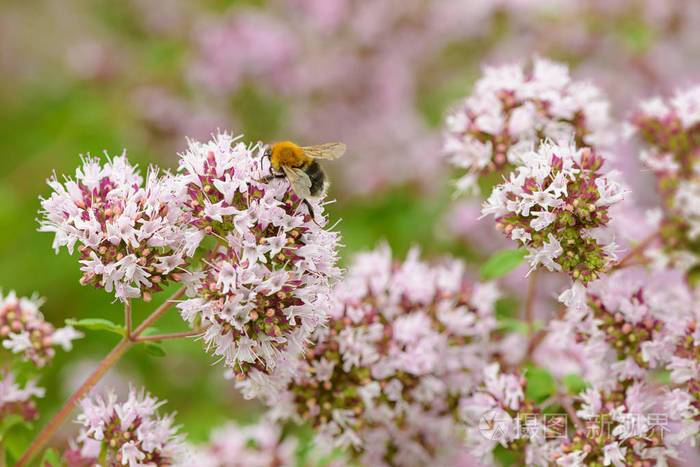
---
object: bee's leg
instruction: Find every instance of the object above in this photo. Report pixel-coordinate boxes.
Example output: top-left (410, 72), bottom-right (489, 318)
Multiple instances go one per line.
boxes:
top-left (259, 173), bottom-right (286, 183)
top-left (302, 199), bottom-right (321, 226)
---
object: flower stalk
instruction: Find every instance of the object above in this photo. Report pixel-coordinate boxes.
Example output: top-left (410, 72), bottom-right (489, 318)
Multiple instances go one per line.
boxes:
top-left (17, 287), bottom-right (187, 466)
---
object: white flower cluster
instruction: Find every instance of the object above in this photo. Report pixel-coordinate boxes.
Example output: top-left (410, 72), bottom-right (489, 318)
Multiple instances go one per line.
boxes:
top-left (444, 57), bottom-right (612, 194)
top-left (38, 133), bottom-right (342, 402)
top-left (39, 154), bottom-right (202, 302)
top-left (175, 134), bottom-right (341, 400)
top-left (68, 387), bottom-right (186, 466)
top-left (553, 383), bottom-right (687, 466)
top-left (481, 141), bottom-right (626, 282)
top-left (631, 85), bottom-right (700, 177)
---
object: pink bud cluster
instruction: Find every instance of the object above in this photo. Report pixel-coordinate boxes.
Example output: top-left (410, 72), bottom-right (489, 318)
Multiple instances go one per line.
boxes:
top-left (0, 291), bottom-right (81, 367)
top-left (65, 387), bottom-right (185, 467)
top-left (481, 142), bottom-right (626, 283)
top-left (275, 244), bottom-right (499, 466)
top-left (630, 85), bottom-right (700, 273)
top-left (39, 154), bottom-right (203, 302)
top-left (444, 57), bottom-right (612, 195)
top-left (175, 133), bottom-right (341, 399)
top-left (0, 371), bottom-right (44, 423)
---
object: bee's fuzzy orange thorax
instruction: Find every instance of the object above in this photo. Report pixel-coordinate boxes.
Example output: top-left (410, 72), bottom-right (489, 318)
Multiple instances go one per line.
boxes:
top-left (270, 141), bottom-right (309, 170)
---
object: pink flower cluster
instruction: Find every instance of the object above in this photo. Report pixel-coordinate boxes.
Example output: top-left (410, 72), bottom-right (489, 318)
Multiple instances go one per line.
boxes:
top-left (0, 371), bottom-right (45, 423)
top-left (549, 270), bottom-right (700, 453)
top-left (481, 141), bottom-right (626, 283)
top-left (39, 154), bottom-right (203, 302)
top-left (552, 269), bottom-right (694, 386)
top-left (65, 387), bottom-right (185, 467)
top-left (188, 416), bottom-right (348, 467)
top-left (630, 85), bottom-right (700, 273)
top-left (191, 419), bottom-right (297, 467)
top-left (444, 57), bottom-right (612, 195)
top-left (461, 365), bottom-right (689, 466)
top-left (552, 382), bottom-right (683, 466)
top-left (275, 244), bottom-right (499, 466)
top-left (0, 291), bottom-right (81, 367)
top-left (38, 133), bottom-right (342, 400)
top-left (175, 133), bottom-right (341, 399)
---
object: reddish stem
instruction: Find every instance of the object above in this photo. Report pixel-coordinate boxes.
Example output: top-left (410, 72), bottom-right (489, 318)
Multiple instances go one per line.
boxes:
top-left (614, 232), bottom-right (659, 270)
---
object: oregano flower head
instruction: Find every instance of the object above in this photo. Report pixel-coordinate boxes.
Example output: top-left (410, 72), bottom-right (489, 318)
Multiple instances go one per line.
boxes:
top-left (175, 133), bottom-right (341, 400)
top-left (481, 141), bottom-right (626, 283)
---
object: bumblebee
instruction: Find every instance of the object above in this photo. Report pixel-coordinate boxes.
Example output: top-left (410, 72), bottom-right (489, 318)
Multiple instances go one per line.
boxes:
top-left (264, 140), bottom-right (346, 200)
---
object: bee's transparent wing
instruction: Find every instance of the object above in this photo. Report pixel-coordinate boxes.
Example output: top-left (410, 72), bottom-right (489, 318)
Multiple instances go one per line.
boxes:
top-left (282, 165), bottom-right (312, 198)
top-left (301, 142), bottom-right (346, 160)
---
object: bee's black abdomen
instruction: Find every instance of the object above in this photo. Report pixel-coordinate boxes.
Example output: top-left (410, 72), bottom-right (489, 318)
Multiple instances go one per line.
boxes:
top-left (306, 161), bottom-right (327, 197)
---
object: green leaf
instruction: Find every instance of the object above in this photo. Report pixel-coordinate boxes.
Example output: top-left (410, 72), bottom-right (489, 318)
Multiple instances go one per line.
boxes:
top-left (0, 414), bottom-right (32, 439)
top-left (525, 366), bottom-right (557, 404)
top-left (496, 318), bottom-right (530, 335)
top-left (2, 420), bottom-right (32, 461)
top-left (480, 248), bottom-right (527, 281)
top-left (562, 374), bottom-right (588, 395)
top-left (142, 342), bottom-right (166, 358)
top-left (65, 318), bottom-right (125, 336)
top-left (493, 444), bottom-right (521, 466)
top-left (40, 447), bottom-right (63, 467)
top-left (650, 369), bottom-right (671, 385)
top-left (495, 297), bottom-right (519, 320)
top-left (140, 327), bottom-right (161, 337)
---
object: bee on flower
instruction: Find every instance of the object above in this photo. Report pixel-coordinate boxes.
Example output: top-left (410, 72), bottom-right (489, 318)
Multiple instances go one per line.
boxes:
top-left (175, 133), bottom-right (341, 400)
